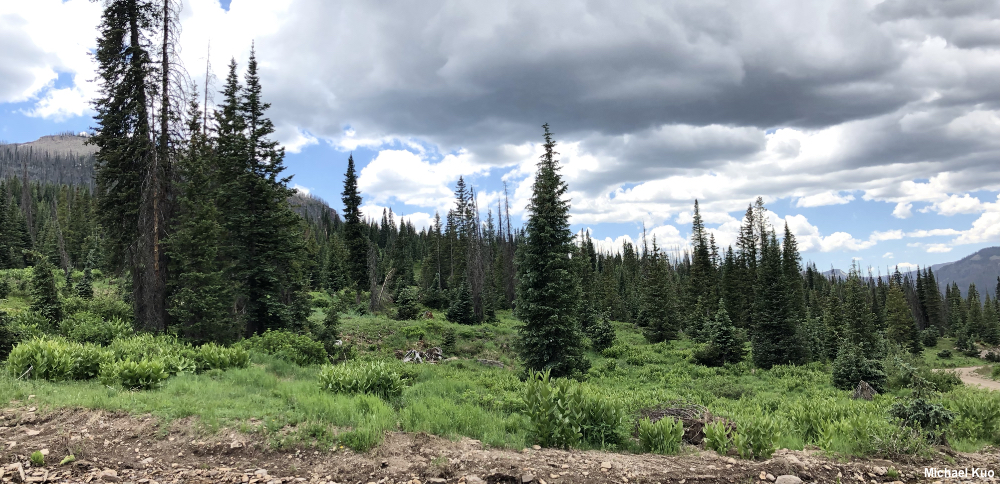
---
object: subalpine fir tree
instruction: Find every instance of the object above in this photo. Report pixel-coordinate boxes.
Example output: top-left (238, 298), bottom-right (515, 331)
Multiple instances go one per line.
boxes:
top-left (515, 124), bottom-right (589, 378)
top-left (164, 100), bottom-right (236, 344)
top-left (29, 252), bottom-right (61, 326)
top-left (751, 232), bottom-right (799, 368)
top-left (446, 281), bottom-right (475, 325)
top-left (697, 298), bottom-right (745, 366)
top-left (885, 279), bottom-right (919, 353)
top-left (686, 200), bottom-right (716, 321)
top-left (341, 154), bottom-right (368, 292)
top-left (217, 48), bottom-right (310, 336)
top-left (844, 268), bottom-right (884, 359)
top-left (76, 250), bottom-right (95, 299)
top-left (639, 240), bottom-right (678, 343)
top-left (781, 221), bottom-right (806, 323)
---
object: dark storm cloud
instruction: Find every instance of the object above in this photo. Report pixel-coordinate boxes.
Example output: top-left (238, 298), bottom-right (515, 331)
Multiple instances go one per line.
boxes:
top-left (256, 0), bottom-right (929, 147)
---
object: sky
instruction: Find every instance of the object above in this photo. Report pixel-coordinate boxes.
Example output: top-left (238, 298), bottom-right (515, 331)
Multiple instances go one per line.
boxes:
top-left (1, 0), bottom-right (998, 272)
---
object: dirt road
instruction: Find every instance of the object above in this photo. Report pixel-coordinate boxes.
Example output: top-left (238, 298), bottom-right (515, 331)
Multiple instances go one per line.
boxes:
top-left (953, 366), bottom-right (1000, 391)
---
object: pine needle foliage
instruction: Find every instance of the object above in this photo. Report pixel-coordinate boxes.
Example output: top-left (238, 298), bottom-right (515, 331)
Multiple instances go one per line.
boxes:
top-left (515, 125), bottom-right (589, 378)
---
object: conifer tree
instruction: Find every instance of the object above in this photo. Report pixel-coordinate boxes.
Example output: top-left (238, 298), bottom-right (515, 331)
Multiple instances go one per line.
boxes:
top-left (164, 100), bottom-right (236, 344)
top-left (885, 279), bottom-right (918, 352)
top-left (76, 250), bottom-right (95, 300)
top-left (341, 154), bottom-right (368, 292)
top-left (781, 221), bottom-right (806, 323)
top-left (446, 281), bottom-right (475, 325)
top-left (751, 232), bottom-right (798, 368)
top-left (29, 252), bottom-right (61, 325)
top-left (639, 240), bottom-right (678, 342)
top-left (686, 200), bottom-right (716, 321)
top-left (90, 0), bottom-right (162, 330)
top-left (515, 124), bottom-right (589, 377)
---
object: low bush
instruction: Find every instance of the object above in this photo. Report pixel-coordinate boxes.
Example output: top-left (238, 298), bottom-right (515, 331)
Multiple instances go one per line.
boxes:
top-left (946, 389), bottom-right (1000, 444)
top-left (733, 413), bottom-right (779, 460)
top-left (7, 337), bottom-right (73, 381)
top-left (704, 419), bottom-right (732, 454)
top-left (889, 398), bottom-right (953, 444)
top-left (586, 317), bottom-right (616, 352)
top-left (921, 329), bottom-right (938, 349)
top-left (937, 349), bottom-right (952, 359)
top-left (193, 343), bottom-right (250, 372)
top-left (236, 330), bottom-right (328, 366)
top-left (318, 360), bottom-right (405, 401)
top-left (580, 395), bottom-right (628, 448)
top-left (394, 286), bottom-right (421, 321)
top-left (60, 312), bottom-right (131, 346)
top-left (100, 358), bottom-right (168, 390)
top-left (523, 370), bottom-right (583, 449)
top-left (638, 416), bottom-right (683, 454)
top-left (62, 296), bottom-right (132, 324)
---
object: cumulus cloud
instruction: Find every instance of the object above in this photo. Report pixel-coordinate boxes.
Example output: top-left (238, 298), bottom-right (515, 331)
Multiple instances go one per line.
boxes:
top-left (892, 202), bottom-right (913, 219)
top-left (795, 191), bottom-right (855, 208)
top-left (357, 149), bottom-right (490, 213)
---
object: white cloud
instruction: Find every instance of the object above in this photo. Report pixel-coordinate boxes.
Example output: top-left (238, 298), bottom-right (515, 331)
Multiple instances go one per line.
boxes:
top-left (292, 184), bottom-right (311, 195)
top-left (906, 228), bottom-right (961, 237)
top-left (882, 252), bottom-right (893, 259)
top-left (952, 212), bottom-right (1000, 245)
top-left (896, 262), bottom-right (919, 269)
top-left (926, 244), bottom-right (953, 253)
top-left (892, 202), bottom-right (913, 219)
top-left (357, 149), bottom-right (490, 212)
top-left (923, 193), bottom-right (983, 216)
top-left (795, 191), bottom-right (855, 208)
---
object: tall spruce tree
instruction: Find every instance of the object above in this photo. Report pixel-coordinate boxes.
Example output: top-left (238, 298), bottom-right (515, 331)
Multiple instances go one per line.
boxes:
top-left (781, 221), bottom-right (806, 323)
top-left (751, 231), bottom-right (798, 368)
top-left (29, 252), bottom-right (61, 326)
top-left (164, 100), bottom-right (236, 344)
top-left (90, 0), bottom-right (164, 330)
top-left (341, 154), bottom-right (368, 292)
top-left (515, 124), bottom-right (589, 377)
top-left (885, 279), bottom-right (918, 352)
top-left (639, 240), bottom-right (678, 343)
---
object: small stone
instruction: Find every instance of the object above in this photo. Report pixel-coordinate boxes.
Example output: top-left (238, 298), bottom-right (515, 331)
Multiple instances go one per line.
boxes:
top-left (521, 474), bottom-right (535, 483)
top-left (100, 470), bottom-right (121, 482)
top-left (427, 479), bottom-right (446, 484)
top-left (27, 395), bottom-right (35, 400)
top-left (25, 429), bottom-right (40, 436)
top-left (601, 462), bottom-right (612, 470)
top-left (532, 445), bottom-right (541, 450)
top-left (549, 474), bottom-right (559, 479)
top-left (255, 469), bottom-right (269, 477)
top-left (465, 476), bottom-right (486, 484)
top-left (726, 458), bottom-right (736, 465)
top-left (39, 449), bottom-right (48, 456)
top-left (560, 464), bottom-right (568, 469)
top-left (774, 476), bottom-right (802, 484)
top-left (231, 441), bottom-right (244, 449)
top-left (759, 471), bottom-right (767, 480)
top-left (872, 466), bottom-right (887, 476)
top-left (766, 473), bottom-right (775, 482)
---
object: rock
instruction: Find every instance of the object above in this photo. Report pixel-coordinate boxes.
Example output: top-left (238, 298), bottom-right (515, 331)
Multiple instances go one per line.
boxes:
top-left (759, 471), bottom-right (767, 480)
top-left (465, 476), bottom-right (486, 484)
top-left (255, 469), bottom-right (268, 478)
top-left (766, 473), bottom-right (775, 481)
top-left (427, 479), bottom-right (447, 484)
top-left (601, 462), bottom-right (612, 470)
top-left (230, 441), bottom-right (244, 449)
top-left (726, 458), bottom-right (736, 465)
top-left (532, 445), bottom-right (541, 450)
top-left (774, 476), bottom-right (802, 484)
top-left (872, 466), bottom-right (887, 476)
top-left (521, 473), bottom-right (535, 483)
top-left (100, 470), bottom-right (121, 482)
top-left (24, 429), bottom-right (40, 436)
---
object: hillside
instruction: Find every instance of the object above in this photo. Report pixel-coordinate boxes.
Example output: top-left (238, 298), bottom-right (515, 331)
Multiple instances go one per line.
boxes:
top-left (931, 246), bottom-right (1000, 298)
top-left (0, 133), bottom-right (96, 187)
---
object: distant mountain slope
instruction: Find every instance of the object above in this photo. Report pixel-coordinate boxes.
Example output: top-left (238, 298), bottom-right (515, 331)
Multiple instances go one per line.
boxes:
top-left (0, 133), bottom-right (96, 187)
top-left (931, 246), bottom-right (1000, 297)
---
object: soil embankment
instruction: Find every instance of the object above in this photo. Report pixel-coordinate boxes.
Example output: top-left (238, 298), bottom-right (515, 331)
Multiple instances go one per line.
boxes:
top-left (0, 407), bottom-right (996, 484)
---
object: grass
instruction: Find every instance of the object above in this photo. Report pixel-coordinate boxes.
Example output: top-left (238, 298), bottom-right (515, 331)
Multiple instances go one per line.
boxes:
top-left (1, 280), bottom-right (999, 458)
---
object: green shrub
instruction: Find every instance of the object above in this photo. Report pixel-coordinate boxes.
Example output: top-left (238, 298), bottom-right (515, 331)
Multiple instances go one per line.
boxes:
top-left (30, 450), bottom-right (43, 467)
top-left (315, 310), bottom-right (341, 357)
top-left (523, 370), bottom-right (584, 449)
top-left (586, 317), bottom-right (616, 352)
top-left (992, 365), bottom-right (1000, 380)
top-left (937, 349), bottom-right (952, 359)
top-left (638, 416), bottom-right (683, 454)
top-left (831, 345), bottom-right (886, 393)
top-left (889, 398), bottom-right (953, 443)
top-left (733, 414), bottom-right (779, 460)
top-left (704, 420), bottom-right (731, 454)
top-left (60, 312), bottom-right (131, 346)
top-left (442, 328), bottom-right (456, 355)
top-left (580, 396), bottom-right (627, 447)
top-left (921, 329), bottom-right (938, 348)
top-left (236, 330), bottom-right (328, 366)
top-left (100, 358), bottom-right (168, 390)
top-left (7, 337), bottom-right (73, 381)
top-left (69, 343), bottom-right (108, 380)
top-left (193, 343), bottom-right (250, 372)
top-left (401, 325), bottom-right (425, 341)
top-left (946, 389), bottom-right (1000, 444)
top-left (318, 360), bottom-right (405, 401)
top-left (394, 286), bottom-right (421, 321)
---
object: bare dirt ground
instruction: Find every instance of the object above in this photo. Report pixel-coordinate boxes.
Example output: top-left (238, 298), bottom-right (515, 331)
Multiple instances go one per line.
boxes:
top-left (952, 367), bottom-right (1000, 391)
top-left (0, 406), bottom-right (997, 484)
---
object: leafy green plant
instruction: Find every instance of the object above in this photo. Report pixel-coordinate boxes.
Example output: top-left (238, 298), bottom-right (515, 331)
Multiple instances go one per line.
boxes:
top-left (60, 312), bottom-right (131, 346)
top-left (523, 370), bottom-right (584, 449)
top-left (704, 419), bottom-right (732, 454)
top-left (318, 360), bottom-right (405, 400)
top-left (580, 396), bottom-right (627, 447)
top-left (99, 358), bottom-right (168, 390)
top-left (7, 337), bottom-right (74, 381)
top-left (733, 414), bottom-right (780, 460)
top-left (30, 450), bottom-right (44, 467)
top-left (946, 389), bottom-right (1000, 444)
top-left (936, 349), bottom-right (952, 359)
top-left (236, 330), bottom-right (328, 365)
top-left (192, 343), bottom-right (250, 372)
top-left (638, 416), bottom-right (683, 454)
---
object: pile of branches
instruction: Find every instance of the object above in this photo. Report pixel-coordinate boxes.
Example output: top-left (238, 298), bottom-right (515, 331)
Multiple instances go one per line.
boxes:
top-left (639, 401), bottom-right (732, 445)
top-left (399, 347), bottom-right (443, 363)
